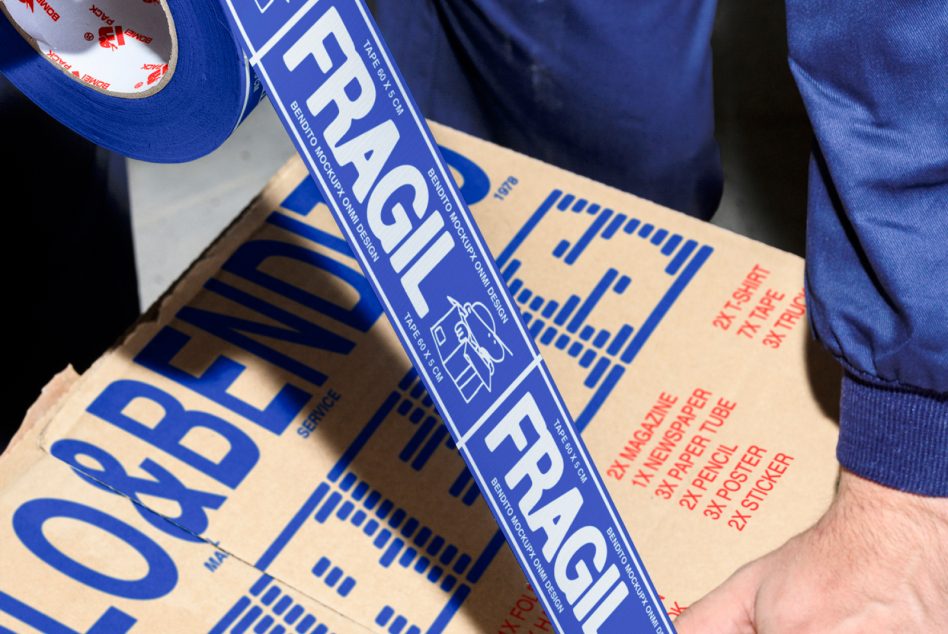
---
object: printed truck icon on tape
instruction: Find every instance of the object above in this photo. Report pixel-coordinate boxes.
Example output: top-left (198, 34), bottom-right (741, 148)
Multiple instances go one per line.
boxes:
top-left (432, 297), bottom-right (512, 403)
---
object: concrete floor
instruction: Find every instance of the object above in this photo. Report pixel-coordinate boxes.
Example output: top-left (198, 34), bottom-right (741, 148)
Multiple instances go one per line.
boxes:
top-left (129, 0), bottom-right (813, 310)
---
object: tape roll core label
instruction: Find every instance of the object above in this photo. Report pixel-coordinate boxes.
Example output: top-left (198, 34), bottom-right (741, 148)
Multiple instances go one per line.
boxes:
top-left (0, 0), bottom-right (177, 97)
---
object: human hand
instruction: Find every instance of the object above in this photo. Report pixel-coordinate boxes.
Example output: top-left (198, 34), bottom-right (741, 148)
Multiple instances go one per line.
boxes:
top-left (674, 469), bottom-right (948, 633)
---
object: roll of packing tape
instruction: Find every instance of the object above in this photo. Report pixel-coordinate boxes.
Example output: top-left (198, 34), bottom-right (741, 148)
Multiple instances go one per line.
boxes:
top-left (0, 0), bottom-right (263, 161)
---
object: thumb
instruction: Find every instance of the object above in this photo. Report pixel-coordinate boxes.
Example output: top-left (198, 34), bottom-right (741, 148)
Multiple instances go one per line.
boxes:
top-left (674, 558), bottom-right (767, 634)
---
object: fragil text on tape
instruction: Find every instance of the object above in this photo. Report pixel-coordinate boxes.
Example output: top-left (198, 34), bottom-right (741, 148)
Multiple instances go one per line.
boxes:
top-left (216, 1), bottom-right (674, 632)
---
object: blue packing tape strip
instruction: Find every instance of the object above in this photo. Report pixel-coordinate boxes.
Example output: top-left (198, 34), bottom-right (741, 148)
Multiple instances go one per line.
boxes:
top-left (218, 2), bottom-right (674, 632)
top-left (0, 2), bottom-right (265, 163)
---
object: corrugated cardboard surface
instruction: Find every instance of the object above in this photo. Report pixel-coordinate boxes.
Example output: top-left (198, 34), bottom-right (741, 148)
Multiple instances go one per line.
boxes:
top-left (0, 123), bottom-right (841, 633)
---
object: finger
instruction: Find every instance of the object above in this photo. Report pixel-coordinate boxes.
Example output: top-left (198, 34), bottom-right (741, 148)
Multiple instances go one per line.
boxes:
top-left (674, 559), bottom-right (766, 634)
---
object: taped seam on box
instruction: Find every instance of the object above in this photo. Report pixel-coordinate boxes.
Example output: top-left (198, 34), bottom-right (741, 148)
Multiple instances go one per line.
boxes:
top-left (34, 442), bottom-right (379, 633)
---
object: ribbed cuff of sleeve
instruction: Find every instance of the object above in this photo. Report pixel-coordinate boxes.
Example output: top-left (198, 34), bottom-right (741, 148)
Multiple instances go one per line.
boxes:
top-left (837, 373), bottom-right (948, 497)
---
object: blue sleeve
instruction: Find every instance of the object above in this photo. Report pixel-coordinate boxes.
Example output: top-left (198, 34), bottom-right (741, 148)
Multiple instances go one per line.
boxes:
top-left (786, 0), bottom-right (948, 496)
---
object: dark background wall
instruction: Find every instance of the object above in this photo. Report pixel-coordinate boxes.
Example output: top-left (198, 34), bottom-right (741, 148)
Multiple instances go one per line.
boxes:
top-left (711, 0), bottom-right (812, 256)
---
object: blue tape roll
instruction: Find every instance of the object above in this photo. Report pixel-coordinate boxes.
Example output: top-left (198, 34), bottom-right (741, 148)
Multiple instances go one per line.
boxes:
top-left (0, 2), bottom-right (262, 162)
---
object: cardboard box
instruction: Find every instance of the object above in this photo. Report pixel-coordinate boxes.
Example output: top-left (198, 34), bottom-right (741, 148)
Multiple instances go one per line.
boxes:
top-left (0, 123), bottom-right (841, 633)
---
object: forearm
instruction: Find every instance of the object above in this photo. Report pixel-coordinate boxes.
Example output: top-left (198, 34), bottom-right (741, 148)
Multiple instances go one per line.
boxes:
top-left (787, 0), bottom-right (948, 495)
